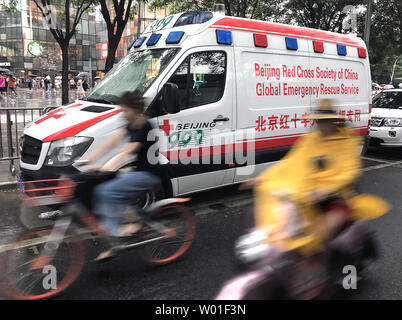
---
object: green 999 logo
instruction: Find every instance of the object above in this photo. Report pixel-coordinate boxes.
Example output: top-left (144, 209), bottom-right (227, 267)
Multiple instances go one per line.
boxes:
top-left (169, 130), bottom-right (204, 148)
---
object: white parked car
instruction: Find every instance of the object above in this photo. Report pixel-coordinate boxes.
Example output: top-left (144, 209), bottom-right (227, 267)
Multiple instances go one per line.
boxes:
top-left (370, 89), bottom-right (402, 146)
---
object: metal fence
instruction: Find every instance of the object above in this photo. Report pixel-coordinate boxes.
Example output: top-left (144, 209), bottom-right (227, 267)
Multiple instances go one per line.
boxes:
top-left (0, 107), bottom-right (46, 175)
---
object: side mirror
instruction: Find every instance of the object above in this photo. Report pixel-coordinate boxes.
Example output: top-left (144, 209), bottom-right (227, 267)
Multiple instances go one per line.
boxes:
top-left (162, 82), bottom-right (180, 114)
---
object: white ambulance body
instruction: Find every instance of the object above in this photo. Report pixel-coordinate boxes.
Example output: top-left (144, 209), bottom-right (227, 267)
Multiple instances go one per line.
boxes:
top-left (20, 11), bottom-right (371, 197)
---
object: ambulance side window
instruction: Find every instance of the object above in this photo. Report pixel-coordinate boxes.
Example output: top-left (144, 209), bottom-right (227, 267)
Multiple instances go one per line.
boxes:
top-left (168, 51), bottom-right (226, 110)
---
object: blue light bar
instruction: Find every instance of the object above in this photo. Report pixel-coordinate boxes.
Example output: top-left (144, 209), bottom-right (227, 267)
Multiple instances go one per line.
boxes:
top-left (337, 44), bottom-right (347, 56)
top-left (133, 37), bottom-right (146, 48)
top-left (216, 29), bottom-right (232, 45)
top-left (166, 31), bottom-right (184, 44)
top-left (128, 39), bottom-right (136, 50)
top-left (285, 37), bottom-right (298, 50)
top-left (147, 33), bottom-right (161, 46)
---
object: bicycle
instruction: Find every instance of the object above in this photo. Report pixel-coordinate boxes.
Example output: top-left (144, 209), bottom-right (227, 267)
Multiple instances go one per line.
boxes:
top-left (0, 171), bottom-right (196, 300)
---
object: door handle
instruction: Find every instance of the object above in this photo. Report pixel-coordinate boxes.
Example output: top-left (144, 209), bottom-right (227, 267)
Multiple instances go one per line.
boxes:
top-left (213, 117), bottom-right (230, 123)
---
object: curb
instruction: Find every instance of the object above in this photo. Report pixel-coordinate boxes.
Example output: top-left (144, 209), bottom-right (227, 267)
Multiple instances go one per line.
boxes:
top-left (0, 181), bottom-right (17, 191)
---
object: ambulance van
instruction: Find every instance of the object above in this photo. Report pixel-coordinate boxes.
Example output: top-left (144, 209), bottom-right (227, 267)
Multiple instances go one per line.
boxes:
top-left (19, 10), bottom-right (371, 199)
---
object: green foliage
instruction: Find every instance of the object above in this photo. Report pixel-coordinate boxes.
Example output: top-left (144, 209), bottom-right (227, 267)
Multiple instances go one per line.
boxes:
top-left (149, 0), bottom-right (282, 19)
top-left (367, 0), bottom-right (402, 83)
top-left (282, 0), bottom-right (366, 32)
top-left (0, 0), bottom-right (18, 13)
top-left (31, 0), bottom-right (95, 38)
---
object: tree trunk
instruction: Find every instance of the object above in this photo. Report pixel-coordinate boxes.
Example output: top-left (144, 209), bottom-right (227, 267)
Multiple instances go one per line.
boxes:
top-left (224, 0), bottom-right (232, 16)
top-left (61, 42), bottom-right (70, 105)
top-left (104, 35), bottom-right (121, 74)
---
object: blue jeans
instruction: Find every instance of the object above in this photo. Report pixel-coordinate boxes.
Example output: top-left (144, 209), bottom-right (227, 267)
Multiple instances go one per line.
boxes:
top-left (93, 171), bottom-right (161, 236)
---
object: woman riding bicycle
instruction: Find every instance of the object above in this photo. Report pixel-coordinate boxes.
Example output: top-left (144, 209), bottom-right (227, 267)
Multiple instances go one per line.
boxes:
top-left (80, 91), bottom-right (163, 261)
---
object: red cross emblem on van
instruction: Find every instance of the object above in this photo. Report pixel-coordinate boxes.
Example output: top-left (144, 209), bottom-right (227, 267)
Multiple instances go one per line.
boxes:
top-left (159, 119), bottom-right (174, 136)
top-left (35, 103), bottom-right (82, 124)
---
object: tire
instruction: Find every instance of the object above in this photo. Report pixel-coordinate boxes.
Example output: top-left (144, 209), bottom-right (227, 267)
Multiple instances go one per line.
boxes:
top-left (0, 228), bottom-right (86, 300)
top-left (360, 135), bottom-right (370, 156)
top-left (139, 204), bottom-right (196, 265)
top-left (134, 186), bottom-right (165, 210)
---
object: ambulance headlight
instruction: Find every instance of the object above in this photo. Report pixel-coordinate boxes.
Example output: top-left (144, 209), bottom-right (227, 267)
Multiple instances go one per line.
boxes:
top-left (45, 137), bottom-right (93, 167)
top-left (384, 118), bottom-right (402, 127)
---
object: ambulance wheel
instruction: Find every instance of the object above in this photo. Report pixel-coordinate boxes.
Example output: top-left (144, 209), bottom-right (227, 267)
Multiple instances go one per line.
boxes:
top-left (135, 183), bottom-right (167, 210)
top-left (360, 136), bottom-right (370, 156)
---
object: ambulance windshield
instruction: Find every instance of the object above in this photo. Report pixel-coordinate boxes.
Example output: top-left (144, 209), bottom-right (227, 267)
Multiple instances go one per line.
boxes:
top-left (86, 48), bottom-right (180, 104)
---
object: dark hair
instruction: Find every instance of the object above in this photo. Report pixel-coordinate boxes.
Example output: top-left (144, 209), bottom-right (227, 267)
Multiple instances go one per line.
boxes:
top-left (117, 91), bottom-right (145, 112)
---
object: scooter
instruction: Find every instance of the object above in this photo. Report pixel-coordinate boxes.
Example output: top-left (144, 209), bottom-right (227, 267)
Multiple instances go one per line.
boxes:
top-left (215, 191), bottom-right (390, 300)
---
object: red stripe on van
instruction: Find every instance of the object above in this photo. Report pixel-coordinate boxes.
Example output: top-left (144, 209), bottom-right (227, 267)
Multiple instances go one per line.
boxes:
top-left (211, 17), bottom-right (364, 48)
top-left (163, 136), bottom-right (301, 162)
top-left (42, 109), bottom-right (121, 142)
top-left (162, 127), bottom-right (368, 161)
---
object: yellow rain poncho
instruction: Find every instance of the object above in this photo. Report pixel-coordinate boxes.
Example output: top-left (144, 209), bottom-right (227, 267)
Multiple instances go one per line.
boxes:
top-left (254, 126), bottom-right (388, 256)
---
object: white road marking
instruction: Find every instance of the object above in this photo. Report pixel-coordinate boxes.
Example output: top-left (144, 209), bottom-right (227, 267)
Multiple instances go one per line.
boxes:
top-left (361, 156), bottom-right (394, 164)
top-left (363, 161), bottom-right (402, 172)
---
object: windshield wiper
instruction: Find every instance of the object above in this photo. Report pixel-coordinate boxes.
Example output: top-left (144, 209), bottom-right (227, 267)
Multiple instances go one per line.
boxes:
top-left (82, 97), bottom-right (112, 104)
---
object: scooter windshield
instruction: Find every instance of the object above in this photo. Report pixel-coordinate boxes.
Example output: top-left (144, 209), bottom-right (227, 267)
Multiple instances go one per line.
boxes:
top-left (86, 48), bottom-right (180, 104)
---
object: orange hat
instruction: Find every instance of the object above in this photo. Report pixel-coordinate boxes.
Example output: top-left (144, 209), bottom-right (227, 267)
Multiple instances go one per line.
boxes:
top-left (305, 99), bottom-right (343, 120)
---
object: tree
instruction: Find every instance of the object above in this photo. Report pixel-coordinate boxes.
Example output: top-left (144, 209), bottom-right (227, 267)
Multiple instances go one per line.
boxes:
top-left (282, 0), bottom-right (365, 32)
top-left (97, 0), bottom-right (136, 73)
top-left (0, 0), bottom-right (17, 13)
top-left (39, 50), bottom-right (62, 78)
top-left (359, 0), bottom-right (402, 83)
top-left (31, 0), bottom-right (95, 104)
top-left (150, 0), bottom-right (282, 19)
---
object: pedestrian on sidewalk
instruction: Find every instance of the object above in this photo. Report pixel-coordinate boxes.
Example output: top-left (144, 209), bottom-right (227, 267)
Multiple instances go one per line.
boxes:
top-left (27, 77), bottom-right (32, 90)
top-left (82, 77), bottom-right (89, 92)
top-left (0, 74), bottom-right (6, 97)
top-left (77, 78), bottom-right (85, 97)
top-left (69, 78), bottom-right (76, 90)
top-left (32, 78), bottom-right (37, 90)
top-left (55, 77), bottom-right (62, 91)
top-left (7, 75), bottom-right (17, 97)
top-left (4, 74), bottom-right (8, 95)
top-left (46, 75), bottom-right (51, 92)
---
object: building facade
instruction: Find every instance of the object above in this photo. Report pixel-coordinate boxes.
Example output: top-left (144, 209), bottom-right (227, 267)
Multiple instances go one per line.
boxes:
top-left (0, 1), bottom-right (168, 80)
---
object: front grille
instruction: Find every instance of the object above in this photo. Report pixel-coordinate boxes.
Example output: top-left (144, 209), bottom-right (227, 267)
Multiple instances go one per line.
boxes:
top-left (371, 117), bottom-right (384, 127)
top-left (20, 135), bottom-right (42, 165)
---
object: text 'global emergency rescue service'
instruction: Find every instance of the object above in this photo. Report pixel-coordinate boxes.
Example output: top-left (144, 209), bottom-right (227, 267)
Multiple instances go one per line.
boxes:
top-left (254, 63), bottom-right (360, 97)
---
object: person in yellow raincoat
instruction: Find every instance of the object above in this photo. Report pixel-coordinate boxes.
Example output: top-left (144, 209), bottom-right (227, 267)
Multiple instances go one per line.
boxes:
top-left (245, 99), bottom-right (389, 257)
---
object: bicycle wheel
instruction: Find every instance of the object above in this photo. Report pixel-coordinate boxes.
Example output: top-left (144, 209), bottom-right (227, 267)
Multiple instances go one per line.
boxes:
top-left (139, 204), bottom-right (196, 265)
top-left (0, 228), bottom-right (86, 300)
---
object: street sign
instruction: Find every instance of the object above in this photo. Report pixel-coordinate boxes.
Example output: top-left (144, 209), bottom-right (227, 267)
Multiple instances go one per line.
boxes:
top-left (0, 62), bottom-right (11, 67)
top-left (28, 41), bottom-right (43, 56)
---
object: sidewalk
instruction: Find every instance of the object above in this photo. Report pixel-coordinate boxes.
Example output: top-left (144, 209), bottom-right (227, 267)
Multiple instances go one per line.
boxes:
top-left (0, 87), bottom-right (83, 109)
top-left (0, 87), bottom-right (85, 188)
top-left (0, 161), bottom-right (19, 189)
